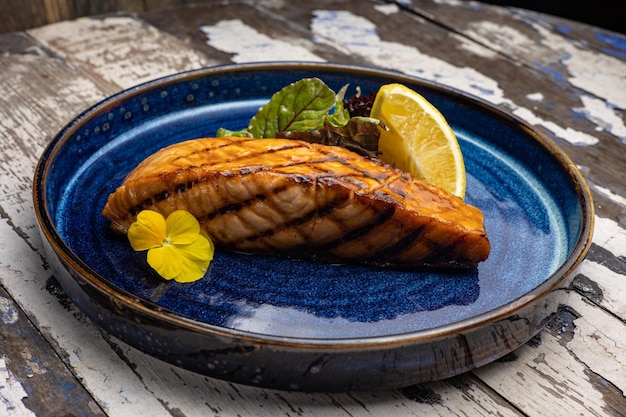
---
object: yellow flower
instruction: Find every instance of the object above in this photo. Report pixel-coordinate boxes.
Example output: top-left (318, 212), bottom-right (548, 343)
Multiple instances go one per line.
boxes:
top-left (127, 210), bottom-right (214, 283)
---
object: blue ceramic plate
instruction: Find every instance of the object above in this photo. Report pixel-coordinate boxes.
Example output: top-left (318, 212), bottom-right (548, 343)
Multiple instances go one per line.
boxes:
top-left (34, 62), bottom-right (593, 391)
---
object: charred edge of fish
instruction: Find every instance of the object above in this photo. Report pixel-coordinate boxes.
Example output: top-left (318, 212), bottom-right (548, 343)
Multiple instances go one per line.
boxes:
top-left (155, 191), bottom-right (169, 201)
top-left (373, 223), bottom-right (428, 262)
top-left (128, 198), bottom-right (154, 216)
top-left (423, 233), bottom-right (481, 267)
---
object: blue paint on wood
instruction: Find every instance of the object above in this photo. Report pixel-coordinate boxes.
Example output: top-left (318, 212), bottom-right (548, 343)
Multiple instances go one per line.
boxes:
top-left (555, 24), bottom-right (572, 35)
top-left (595, 32), bottom-right (626, 60)
top-left (533, 61), bottom-right (566, 84)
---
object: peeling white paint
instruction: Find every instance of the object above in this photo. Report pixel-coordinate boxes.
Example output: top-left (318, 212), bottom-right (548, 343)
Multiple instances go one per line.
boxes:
top-left (29, 16), bottom-right (212, 89)
top-left (310, 10), bottom-right (603, 148)
top-left (0, 220), bottom-right (168, 416)
top-left (0, 357), bottom-right (36, 417)
top-left (453, 33), bottom-right (499, 58)
top-left (592, 184), bottom-right (626, 208)
top-left (463, 19), bottom-right (626, 111)
top-left (200, 19), bottom-right (325, 63)
top-left (464, 21), bottom-right (538, 56)
top-left (374, 3), bottom-right (400, 15)
top-left (0, 56), bottom-right (109, 250)
top-left (311, 10), bottom-right (507, 105)
top-left (477, 282), bottom-right (626, 415)
top-left (593, 216), bottom-right (626, 259)
top-left (527, 92), bottom-right (544, 102)
top-left (432, 0), bottom-right (464, 6)
top-left (530, 22), bottom-right (626, 110)
top-left (567, 263), bottom-right (626, 392)
top-left (574, 95), bottom-right (626, 143)
top-left (513, 107), bottom-right (599, 146)
top-left (582, 262), bottom-right (626, 318)
top-left (461, 19), bottom-right (626, 144)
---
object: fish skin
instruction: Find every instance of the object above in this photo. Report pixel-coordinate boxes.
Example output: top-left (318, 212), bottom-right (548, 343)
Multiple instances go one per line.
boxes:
top-left (102, 136), bottom-right (490, 268)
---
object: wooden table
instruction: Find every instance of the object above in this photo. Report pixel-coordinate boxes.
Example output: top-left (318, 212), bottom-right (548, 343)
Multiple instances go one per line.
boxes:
top-left (1, 1), bottom-right (625, 415)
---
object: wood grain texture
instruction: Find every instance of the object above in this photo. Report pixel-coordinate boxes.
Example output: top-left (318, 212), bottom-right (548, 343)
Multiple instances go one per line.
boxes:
top-left (0, 0), bottom-right (148, 32)
top-left (0, 4), bottom-right (523, 416)
top-left (140, 1), bottom-right (370, 66)
top-left (28, 14), bottom-right (214, 90)
top-left (475, 290), bottom-right (626, 416)
top-left (40, 0), bottom-right (145, 22)
top-left (0, 0), bottom-right (47, 33)
top-left (403, 0), bottom-right (626, 222)
top-left (0, 1), bottom-right (624, 415)
top-left (0, 36), bottom-right (140, 416)
top-left (0, 286), bottom-right (107, 417)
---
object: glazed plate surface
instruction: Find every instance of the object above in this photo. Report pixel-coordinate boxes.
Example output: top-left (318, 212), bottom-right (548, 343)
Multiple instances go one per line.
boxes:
top-left (34, 62), bottom-right (593, 391)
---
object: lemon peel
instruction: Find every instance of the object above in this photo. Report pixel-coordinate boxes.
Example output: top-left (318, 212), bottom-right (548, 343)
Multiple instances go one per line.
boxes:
top-left (371, 83), bottom-right (466, 199)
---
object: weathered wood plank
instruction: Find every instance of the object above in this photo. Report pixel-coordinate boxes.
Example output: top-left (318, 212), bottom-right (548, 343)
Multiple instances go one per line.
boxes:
top-left (0, 33), bottom-right (180, 416)
top-left (28, 14), bottom-right (215, 90)
top-left (576, 216), bottom-right (626, 318)
top-left (0, 0), bottom-right (48, 33)
top-left (0, 56), bottom-right (109, 248)
top-left (140, 0), bottom-right (369, 65)
top-left (412, 1), bottom-right (626, 60)
top-left (12, 12), bottom-right (528, 416)
top-left (2, 12), bottom-right (526, 417)
top-left (399, 0), bottom-right (626, 221)
top-left (0, 285), bottom-right (107, 417)
top-left (1, 3), bottom-right (623, 416)
top-left (40, 0), bottom-right (145, 23)
top-left (475, 290), bottom-right (626, 416)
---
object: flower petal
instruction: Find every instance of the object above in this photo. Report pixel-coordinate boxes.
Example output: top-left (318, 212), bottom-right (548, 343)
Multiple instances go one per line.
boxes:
top-left (128, 210), bottom-right (166, 251)
top-left (130, 210), bottom-right (214, 283)
top-left (175, 256), bottom-right (209, 283)
top-left (175, 235), bottom-right (215, 262)
top-left (166, 210), bottom-right (200, 245)
top-left (173, 235), bottom-right (214, 283)
top-left (147, 246), bottom-right (183, 280)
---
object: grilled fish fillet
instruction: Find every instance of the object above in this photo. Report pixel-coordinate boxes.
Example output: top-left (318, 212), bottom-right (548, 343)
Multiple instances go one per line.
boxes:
top-left (102, 136), bottom-right (490, 268)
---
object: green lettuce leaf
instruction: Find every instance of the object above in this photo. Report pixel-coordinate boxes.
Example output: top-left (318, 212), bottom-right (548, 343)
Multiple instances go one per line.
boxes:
top-left (248, 78), bottom-right (336, 138)
top-left (216, 77), bottom-right (382, 157)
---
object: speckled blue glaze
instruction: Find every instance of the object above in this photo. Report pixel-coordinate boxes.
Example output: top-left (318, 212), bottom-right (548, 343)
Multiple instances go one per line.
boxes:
top-left (35, 63), bottom-right (593, 390)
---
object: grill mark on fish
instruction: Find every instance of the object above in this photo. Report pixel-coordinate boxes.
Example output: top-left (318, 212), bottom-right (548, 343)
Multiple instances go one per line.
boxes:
top-left (197, 159), bottom-right (395, 250)
top-left (103, 137), bottom-right (490, 268)
top-left (237, 190), bottom-right (352, 244)
top-left (315, 205), bottom-right (397, 252)
top-left (374, 223), bottom-right (432, 262)
top-left (131, 150), bottom-right (387, 221)
top-left (205, 194), bottom-right (266, 219)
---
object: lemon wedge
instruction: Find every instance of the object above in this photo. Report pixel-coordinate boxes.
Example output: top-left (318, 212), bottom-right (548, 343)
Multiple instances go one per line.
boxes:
top-left (371, 83), bottom-right (466, 199)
